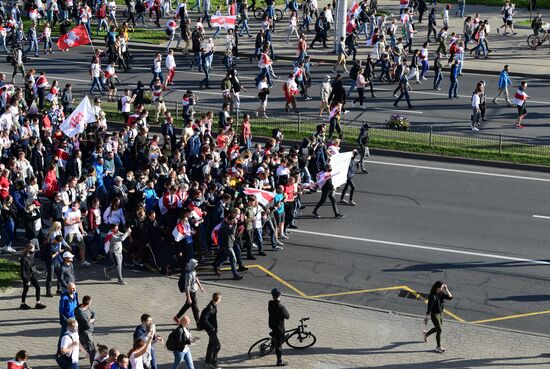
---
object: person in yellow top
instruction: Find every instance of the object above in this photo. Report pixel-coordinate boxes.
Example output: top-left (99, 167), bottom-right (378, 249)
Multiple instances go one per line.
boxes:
top-left (118, 22), bottom-right (134, 59)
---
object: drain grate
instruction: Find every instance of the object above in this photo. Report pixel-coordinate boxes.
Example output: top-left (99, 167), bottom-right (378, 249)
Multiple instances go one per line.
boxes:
top-left (398, 289), bottom-right (427, 300)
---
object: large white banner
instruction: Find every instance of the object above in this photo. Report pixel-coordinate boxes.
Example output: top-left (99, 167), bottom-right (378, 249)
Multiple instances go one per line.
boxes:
top-left (60, 95), bottom-right (96, 137)
top-left (330, 151), bottom-right (353, 188)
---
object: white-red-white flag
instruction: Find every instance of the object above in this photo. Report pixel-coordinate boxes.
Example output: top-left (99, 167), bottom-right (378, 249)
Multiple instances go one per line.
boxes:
top-left (244, 188), bottom-right (275, 207)
top-left (59, 96), bottom-right (96, 137)
top-left (211, 15), bottom-right (236, 29)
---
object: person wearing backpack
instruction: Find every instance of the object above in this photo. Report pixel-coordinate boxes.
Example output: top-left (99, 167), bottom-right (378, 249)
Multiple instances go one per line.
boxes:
top-left (174, 259), bottom-right (205, 327)
top-left (57, 318), bottom-right (86, 369)
top-left (167, 316), bottom-right (195, 369)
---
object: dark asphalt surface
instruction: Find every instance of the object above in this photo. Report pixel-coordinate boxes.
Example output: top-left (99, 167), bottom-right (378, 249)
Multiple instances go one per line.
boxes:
top-left (5, 43), bottom-right (550, 141)
top-left (200, 156), bottom-right (550, 334)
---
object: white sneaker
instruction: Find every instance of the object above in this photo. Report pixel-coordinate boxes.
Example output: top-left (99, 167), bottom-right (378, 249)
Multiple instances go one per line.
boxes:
top-left (351, 102), bottom-right (355, 108)
top-left (436, 346), bottom-right (446, 353)
top-left (280, 234), bottom-right (289, 240)
top-left (81, 261), bottom-right (92, 267)
top-left (422, 76), bottom-right (427, 80)
top-left (471, 126), bottom-right (479, 131)
top-left (273, 246), bottom-right (284, 251)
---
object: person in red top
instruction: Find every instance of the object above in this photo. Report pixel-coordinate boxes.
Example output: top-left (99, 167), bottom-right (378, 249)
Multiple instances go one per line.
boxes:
top-left (43, 164), bottom-right (59, 198)
top-left (283, 176), bottom-right (298, 232)
top-left (240, 113), bottom-right (252, 150)
top-left (0, 169), bottom-right (10, 200)
top-left (7, 350), bottom-right (29, 369)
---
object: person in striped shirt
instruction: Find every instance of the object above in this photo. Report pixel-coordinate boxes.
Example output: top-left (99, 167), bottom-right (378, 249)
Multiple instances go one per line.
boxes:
top-left (512, 81), bottom-right (529, 129)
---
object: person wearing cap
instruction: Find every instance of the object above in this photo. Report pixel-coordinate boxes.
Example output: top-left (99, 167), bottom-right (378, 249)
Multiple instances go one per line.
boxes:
top-left (59, 251), bottom-right (76, 293)
top-left (268, 288), bottom-right (290, 366)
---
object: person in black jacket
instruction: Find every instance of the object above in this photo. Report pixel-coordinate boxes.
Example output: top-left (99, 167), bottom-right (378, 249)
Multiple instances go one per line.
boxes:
top-left (200, 293), bottom-right (222, 369)
top-left (312, 164), bottom-right (344, 219)
top-left (423, 281), bottom-right (453, 353)
top-left (19, 243), bottom-right (46, 310)
top-left (268, 288), bottom-right (290, 367)
top-left (340, 150), bottom-right (358, 206)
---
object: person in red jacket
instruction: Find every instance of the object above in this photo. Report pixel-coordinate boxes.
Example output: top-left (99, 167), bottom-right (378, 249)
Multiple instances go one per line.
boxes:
top-left (0, 169), bottom-right (10, 200)
top-left (7, 350), bottom-right (29, 369)
top-left (43, 164), bottom-right (59, 198)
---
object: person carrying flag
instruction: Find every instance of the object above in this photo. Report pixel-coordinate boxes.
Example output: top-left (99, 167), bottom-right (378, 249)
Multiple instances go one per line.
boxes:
top-left (103, 223), bottom-right (131, 285)
top-left (512, 81), bottom-right (529, 129)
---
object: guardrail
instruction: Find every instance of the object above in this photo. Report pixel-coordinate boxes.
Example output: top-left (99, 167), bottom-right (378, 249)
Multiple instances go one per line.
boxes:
top-left (72, 93), bottom-right (550, 162)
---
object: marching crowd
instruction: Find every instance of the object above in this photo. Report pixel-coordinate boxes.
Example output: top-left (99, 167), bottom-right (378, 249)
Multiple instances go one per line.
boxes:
top-left (0, 0), bottom-right (540, 367)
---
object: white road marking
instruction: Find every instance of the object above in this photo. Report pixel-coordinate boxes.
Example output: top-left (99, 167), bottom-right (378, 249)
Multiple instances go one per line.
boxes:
top-left (533, 215), bottom-right (550, 219)
top-left (291, 229), bottom-right (550, 265)
top-left (371, 107), bottom-right (424, 114)
top-left (368, 160), bottom-right (550, 182)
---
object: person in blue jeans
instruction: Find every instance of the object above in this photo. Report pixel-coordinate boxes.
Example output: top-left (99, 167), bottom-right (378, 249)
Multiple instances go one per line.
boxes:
top-left (433, 52), bottom-right (443, 90)
top-left (25, 23), bottom-right (39, 57)
top-left (171, 316), bottom-right (196, 369)
top-left (448, 60), bottom-right (459, 99)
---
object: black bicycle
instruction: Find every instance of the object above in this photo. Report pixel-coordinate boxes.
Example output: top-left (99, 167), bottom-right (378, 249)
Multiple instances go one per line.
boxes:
top-left (253, 7), bottom-right (284, 20)
top-left (248, 317), bottom-right (317, 359)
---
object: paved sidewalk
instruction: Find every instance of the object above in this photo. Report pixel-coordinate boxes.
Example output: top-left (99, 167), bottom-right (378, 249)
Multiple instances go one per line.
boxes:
top-left (131, 0), bottom-right (550, 76)
top-left (1, 266), bottom-right (550, 369)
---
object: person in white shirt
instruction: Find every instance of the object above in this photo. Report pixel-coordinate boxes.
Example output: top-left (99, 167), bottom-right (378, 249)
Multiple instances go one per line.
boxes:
top-left (166, 49), bottom-right (176, 85)
top-left (171, 316), bottom-right (196, 369)
top-left (89, 58), bottom-right (104, 94)
top-left (59, 319), bottom-right (87, 368)
top-left (471, 87), bottom-right (481, 131)
top-left (150, 53), bottom-right (163, 88)
top-left (64, 200), bottom-right (91, 267)
top-left (286, 11), bottom-right (299, 41)
top-left (129, 328), bottom-right (155, 369)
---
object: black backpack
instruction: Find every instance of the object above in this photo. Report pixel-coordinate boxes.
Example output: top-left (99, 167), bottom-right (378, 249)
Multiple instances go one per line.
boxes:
top-left (117, 97), bottom-right (123, 111)
top-left (165, 328), bottom-right (179, 351)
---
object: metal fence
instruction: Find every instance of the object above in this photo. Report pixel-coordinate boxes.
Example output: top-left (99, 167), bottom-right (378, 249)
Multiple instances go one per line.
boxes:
top-left (74, 92), bottom-right (550, 160)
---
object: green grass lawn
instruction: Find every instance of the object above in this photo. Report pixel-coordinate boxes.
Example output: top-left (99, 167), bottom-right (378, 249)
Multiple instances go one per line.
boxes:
top-left (95, 97), bottom-right (550, 166)
top-left (446, 0), bottom-right (550, 9)
top-left (0, 258), bottom-right (19, 290)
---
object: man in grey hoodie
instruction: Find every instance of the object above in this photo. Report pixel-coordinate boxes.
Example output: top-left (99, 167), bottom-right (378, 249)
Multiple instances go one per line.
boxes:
top-left (174, 258), bottom-right (205, 328)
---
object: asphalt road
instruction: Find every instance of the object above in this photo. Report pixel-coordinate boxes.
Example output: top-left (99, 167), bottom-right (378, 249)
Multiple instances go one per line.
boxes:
top-left (5, 42), bottom-right (550, 141)
top-left (197, 155), bottom-right (550, 335)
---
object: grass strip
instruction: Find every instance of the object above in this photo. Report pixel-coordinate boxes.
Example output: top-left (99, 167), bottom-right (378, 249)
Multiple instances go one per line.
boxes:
top-left (0, 258), bottom-right (19, 290)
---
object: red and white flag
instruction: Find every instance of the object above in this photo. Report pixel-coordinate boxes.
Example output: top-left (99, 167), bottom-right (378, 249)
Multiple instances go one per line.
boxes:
top-left (211, 222), bottom-right (222, 246)
top-left (56, 24), bottom-right (91, 51)
top-left (104, 231), bottom-right (113, 253)
top-left (244, 188), bottom-right (275, 207)
top-left (60, 96), bottom-right (96, 137)
top-left (513, 88), bottom-right (529, 106)
top-left (189, 204), bottom-right (204, 221)
top-left (211, 15), bottom-right (236, 29)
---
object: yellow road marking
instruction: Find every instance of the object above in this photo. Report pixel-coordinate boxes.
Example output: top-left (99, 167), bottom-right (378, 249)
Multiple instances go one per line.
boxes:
top-left (307, 286), bottom-right (407, 299)
top-left (218, 264), bottom-right (550, 325)
top-left (469, 310), bottom-right (550, 324)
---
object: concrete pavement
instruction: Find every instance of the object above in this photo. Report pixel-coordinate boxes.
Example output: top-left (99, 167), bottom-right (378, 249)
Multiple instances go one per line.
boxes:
top-left (2, 265), bottom-right (550, 369)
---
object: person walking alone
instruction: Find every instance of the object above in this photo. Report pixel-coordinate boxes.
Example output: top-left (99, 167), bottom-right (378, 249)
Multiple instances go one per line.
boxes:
top-left (493, 64), bottom-right (512, 105)
top-left (423, 281), bottom-right (453, 353)
top-left (174, 259), bottom-right (205, 328)
top-left (19, 243), bottom-right (47, 310)
top-left (268, 288), bottom-right (290, 367)
top-left (512, 81), bottom-right (529, 128)
top-left (200, 293), bottom-right (222, 369)
top-left (103, 224), bottom-right (131, 285)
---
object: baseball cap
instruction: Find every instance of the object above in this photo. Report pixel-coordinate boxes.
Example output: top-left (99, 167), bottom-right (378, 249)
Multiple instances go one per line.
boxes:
top-left (62, 251), bottom-right (74, 259)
